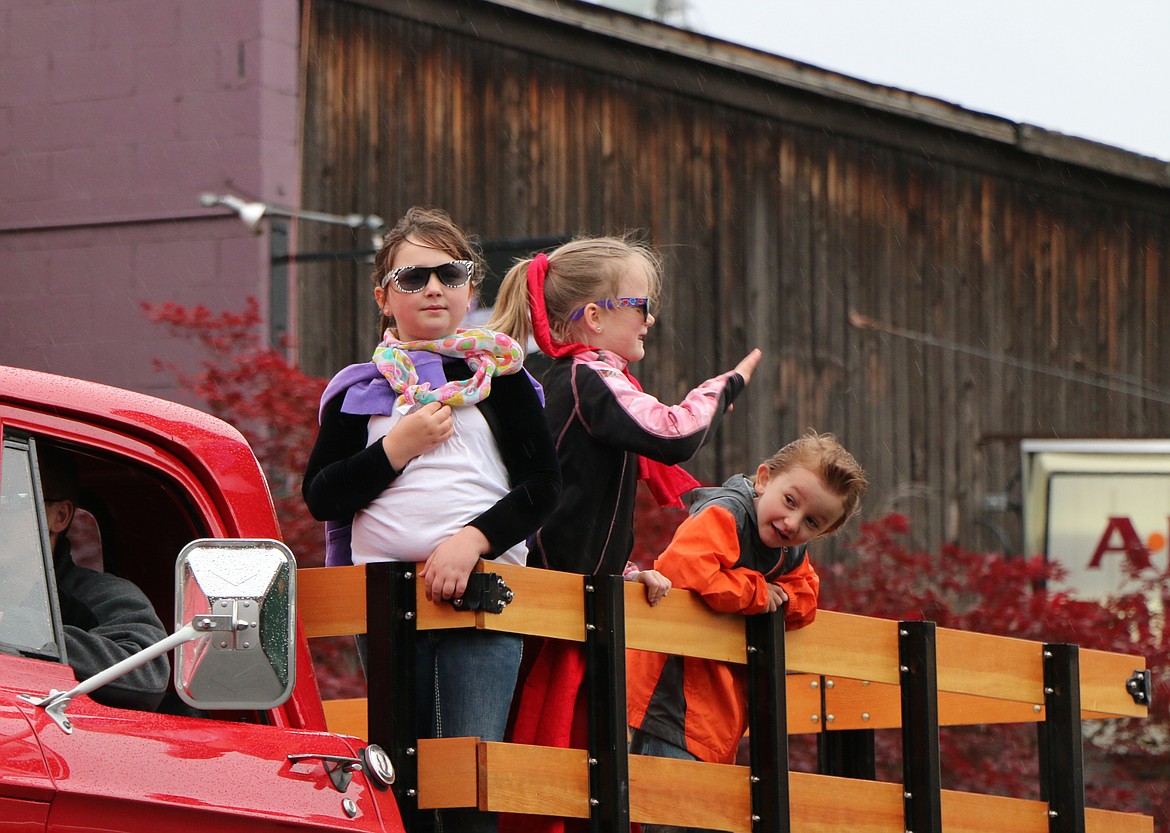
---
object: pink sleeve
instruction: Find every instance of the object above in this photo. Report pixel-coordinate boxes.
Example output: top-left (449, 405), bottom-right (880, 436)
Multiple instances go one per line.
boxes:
top-left (602, 366), bottom-right (732, 438)
top-left (574, 358), bottom-right (740, 464)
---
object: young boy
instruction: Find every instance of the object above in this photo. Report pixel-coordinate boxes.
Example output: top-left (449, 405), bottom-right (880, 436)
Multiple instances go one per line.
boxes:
top-left (626, 431), bottom-right (867, 796)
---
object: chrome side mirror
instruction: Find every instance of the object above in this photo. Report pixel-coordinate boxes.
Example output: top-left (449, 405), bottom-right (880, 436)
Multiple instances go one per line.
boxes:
top-left (24, 538), bottom-right (297, 733)
top-left (174, 539), bottom-right (296, 711)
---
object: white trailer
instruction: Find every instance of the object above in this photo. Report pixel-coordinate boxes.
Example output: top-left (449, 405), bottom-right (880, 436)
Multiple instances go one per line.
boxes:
top-left (1022, 438), bottom-right (1170, 599)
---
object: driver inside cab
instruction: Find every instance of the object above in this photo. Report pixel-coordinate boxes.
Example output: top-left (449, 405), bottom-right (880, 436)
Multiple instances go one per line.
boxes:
top-left (38, 444), bottom-right (171, 711)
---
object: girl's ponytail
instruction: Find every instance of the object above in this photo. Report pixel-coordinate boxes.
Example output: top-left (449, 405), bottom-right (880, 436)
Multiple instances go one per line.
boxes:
top-left (487, 258), bottom-right (535, 346)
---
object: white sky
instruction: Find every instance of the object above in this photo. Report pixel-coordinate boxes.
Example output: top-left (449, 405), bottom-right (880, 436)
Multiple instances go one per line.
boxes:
top-left (657, 0), bottom-right (1170, 162)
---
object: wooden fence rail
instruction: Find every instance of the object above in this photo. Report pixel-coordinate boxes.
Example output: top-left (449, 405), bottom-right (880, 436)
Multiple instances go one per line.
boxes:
top-left (298, 561), bottom-right (1151, 833)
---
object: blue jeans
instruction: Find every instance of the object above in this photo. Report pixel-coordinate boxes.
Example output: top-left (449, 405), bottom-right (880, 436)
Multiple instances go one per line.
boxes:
top-left (416, 628), bottom-right (521, 743)
top-left (361, 629), bottom-right (522, 833)
top-left (629, 728), bottom-right (717, 833)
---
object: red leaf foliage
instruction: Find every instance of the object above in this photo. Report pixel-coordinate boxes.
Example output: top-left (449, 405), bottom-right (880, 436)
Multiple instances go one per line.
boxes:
top-left (142, 298), bottom-right (362, 694)
top-left (832, 514), bottom-right (1170, 823)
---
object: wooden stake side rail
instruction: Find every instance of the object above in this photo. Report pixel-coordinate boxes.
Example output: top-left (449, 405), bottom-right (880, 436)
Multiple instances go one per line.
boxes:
top-left (297, 561), bottom-right (1152, 832)
top-left (323, 675), bottom-right (825, 744)
top-left (298, 562), bottom-right (1148, 721)
top-left (417, 738), bottom-right (1151, 833)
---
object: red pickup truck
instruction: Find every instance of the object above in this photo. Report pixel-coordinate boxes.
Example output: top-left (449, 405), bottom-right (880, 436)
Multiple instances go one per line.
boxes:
top-left (4, 364), bottom-right (1156, 833)
top-left (0, 364), bottom-right (405, 832)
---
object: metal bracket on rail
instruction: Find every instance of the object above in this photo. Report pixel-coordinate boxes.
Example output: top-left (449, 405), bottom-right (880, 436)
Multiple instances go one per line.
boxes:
top-left (1126, 669), bottom-right (1152, 706)
top-left (899, 621), bottom-right (942, 833)
top-left (583, 574), bottom-right (631, 833)
top-left (450, 571), bottom-right (514, 613)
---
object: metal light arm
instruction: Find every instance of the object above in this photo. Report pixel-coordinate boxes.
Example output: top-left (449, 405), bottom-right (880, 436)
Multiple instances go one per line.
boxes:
top-left (199, 193), bottom-right (385, 245)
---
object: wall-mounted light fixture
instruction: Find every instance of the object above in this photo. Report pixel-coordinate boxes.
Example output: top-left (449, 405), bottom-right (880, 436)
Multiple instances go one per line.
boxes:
top-left (199, 193), bottom-right (386, 250)
top-left (198, 192), bottom-right (388, 353)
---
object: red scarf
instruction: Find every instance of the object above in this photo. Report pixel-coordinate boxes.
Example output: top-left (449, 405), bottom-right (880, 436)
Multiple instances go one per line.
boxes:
top-left (527, 254), bottom-right (699, 509)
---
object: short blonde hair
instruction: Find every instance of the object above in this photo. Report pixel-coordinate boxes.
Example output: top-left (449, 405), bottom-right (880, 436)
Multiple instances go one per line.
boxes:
top-left (757, 430), bottom-right (867, 535)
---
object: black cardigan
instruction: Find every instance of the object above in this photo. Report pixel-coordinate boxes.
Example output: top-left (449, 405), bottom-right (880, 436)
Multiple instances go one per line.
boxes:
top-left (301, 359), bottom-right (561, 557)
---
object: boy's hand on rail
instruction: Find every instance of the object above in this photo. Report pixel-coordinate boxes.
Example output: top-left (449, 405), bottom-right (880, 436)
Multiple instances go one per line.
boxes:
top-left (629, 569), bottom-right (672, 606)
top-left (420, 526), bottom-right (490, 602)
top-left (765, 583), bottom-right (788, 613)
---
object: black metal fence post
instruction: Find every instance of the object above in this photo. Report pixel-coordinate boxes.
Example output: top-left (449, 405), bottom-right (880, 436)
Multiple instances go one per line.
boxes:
top-left (1041, 644), bottom-right (1086, 833)
top-left (583, 574), bottom-right (630, 832)
top-left (818, 724), bottom-right (877, 780)
top-left (899, 621), bottom-right (942, 833)
top-left (367, 562), bottom-right (418, 831)
top-left (745, 610), bottom-right (790, 833)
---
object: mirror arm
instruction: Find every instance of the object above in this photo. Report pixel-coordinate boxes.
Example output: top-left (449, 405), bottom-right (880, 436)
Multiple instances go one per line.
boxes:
top-left (22, 623), bottom-right (202, 732)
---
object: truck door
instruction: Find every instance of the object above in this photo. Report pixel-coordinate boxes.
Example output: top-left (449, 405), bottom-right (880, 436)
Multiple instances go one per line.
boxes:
top-left (1, 431), bottom-right (400, 833)
top-left (0, 659), bottom-right (54, 832)
top-left (30, 702), bottom-right (392, 832)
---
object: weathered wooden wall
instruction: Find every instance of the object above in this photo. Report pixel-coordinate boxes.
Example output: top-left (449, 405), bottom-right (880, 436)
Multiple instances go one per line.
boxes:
top-left (297, 0), bottom-right (1170, 556)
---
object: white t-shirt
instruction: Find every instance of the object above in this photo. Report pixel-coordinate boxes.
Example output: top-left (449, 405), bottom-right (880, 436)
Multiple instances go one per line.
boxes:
top-left (350, 404), bottom-right (528, 566)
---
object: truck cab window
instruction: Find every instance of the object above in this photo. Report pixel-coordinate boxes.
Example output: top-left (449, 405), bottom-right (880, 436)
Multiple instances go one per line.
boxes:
top-left (0, 441), bottom-right (59, 658)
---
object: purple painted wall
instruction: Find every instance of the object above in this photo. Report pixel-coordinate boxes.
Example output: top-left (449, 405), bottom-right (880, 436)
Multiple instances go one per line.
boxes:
top-left (0, 0), bottom-right (301, 403)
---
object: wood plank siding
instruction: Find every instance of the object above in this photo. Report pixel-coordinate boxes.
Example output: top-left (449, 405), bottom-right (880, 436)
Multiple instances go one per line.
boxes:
top-left (297, 0), bottom-right (1170, 556)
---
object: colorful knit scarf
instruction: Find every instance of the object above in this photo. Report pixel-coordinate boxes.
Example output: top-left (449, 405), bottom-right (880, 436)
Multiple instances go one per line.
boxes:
top-left (373, 328), bottom-right (525, 412)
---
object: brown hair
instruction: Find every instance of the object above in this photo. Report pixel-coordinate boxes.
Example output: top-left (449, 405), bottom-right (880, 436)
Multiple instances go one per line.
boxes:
top-left (370, 206), bottom-right (485, 335)
top-left (487, 234), bottom-right (663, 347)
top-left (757, 430), bottom-right (867, 535)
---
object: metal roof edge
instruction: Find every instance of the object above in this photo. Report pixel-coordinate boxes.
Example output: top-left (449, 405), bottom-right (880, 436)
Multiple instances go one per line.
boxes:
top-left (481, 0), bottom-right (1170, 189)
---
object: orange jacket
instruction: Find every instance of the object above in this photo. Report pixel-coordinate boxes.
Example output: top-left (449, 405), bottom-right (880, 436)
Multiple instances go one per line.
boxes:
top-left (627, 477), bottom-right (819, 763)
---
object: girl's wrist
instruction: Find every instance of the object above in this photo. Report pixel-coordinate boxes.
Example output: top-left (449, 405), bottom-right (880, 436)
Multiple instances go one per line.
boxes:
top-left (460, 524), bottom-right (492, 557)
top-left (381, 434), bottom-right (412, 471)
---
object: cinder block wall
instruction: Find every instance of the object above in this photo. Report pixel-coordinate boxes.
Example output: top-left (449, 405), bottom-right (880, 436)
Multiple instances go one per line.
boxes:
top-left (0, 0), bottom-right (301, 402)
